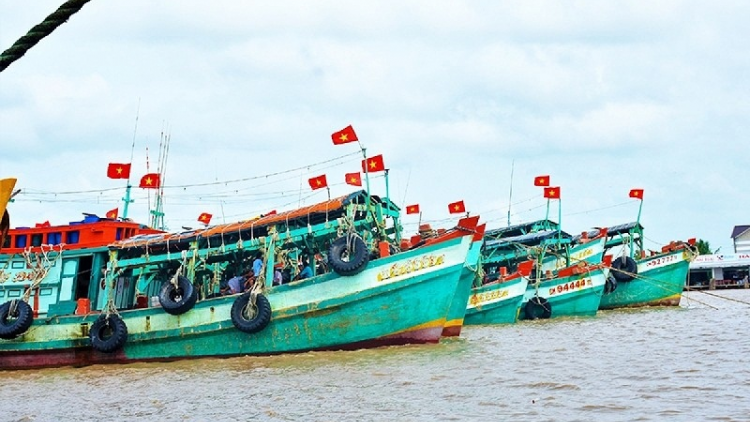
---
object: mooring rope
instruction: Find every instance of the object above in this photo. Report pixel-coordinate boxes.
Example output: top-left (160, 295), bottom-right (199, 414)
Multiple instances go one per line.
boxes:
top-left (0, 0), bottom-right (93, 73)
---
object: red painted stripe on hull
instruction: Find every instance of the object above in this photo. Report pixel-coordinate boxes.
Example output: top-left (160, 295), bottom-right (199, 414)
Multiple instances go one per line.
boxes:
top-left (1, 326), bottom-right (445, 371)
top-left (441, 325), bottom-right (462, 337)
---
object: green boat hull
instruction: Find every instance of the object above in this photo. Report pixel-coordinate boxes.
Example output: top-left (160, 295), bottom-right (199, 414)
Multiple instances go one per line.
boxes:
top-left (1, 234), bottom-right (473, 370)
top-left (463, 276), bottom-right (529, 325)
top-left (518, 268), bottom-right (606, 320)
top-left (442, 238), bottom-right (484, 336)
top-left (599, 249), bottom-right (690, 309)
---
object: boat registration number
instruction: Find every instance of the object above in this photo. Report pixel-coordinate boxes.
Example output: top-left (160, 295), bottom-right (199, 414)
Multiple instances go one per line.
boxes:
top-left (548, 278), bottom-right (591, 296)
top-left (644, 254), bottom-right (678, 269)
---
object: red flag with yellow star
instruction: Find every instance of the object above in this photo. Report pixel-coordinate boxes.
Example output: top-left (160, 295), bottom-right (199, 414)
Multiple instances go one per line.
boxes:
top-left (543, 186), bottom-right (561, 199)
top-left (106, 208), bottom-right (118, 219)
top-left (332, 125), bottom-right (358, 145)
top-left (361, 154), bottom-right (385, 173)
top-left (198, 212), bottom-right (213, 225)
top-left (406, 204), bottom-right (420, 215)
top-left (138, 173), bottom-right (161, 189)
top-left (448, 200), bottom-right (466, 214)
top-left (107, 163), bottom-right (131, 179)
top-left (629, 189), bottom-right (644, 200)
top-left (534, 175), bottom-right (550, 187)
top-left (345, 172), bottom-right (362, 187)
top-left (308, 174), bottom-right (328, 190)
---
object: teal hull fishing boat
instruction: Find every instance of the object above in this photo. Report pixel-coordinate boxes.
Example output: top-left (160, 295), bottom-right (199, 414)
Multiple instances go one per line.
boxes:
top-left (442, 223), bottom-right (485, 336)
top-left (463, 263), bottom-right (531, 326)
top-left (479, 222), bottom-right (608, 320)
top-left (590, 222), bottom-right (697, 309)
top-left (0, 191), bottom-right (479, 370)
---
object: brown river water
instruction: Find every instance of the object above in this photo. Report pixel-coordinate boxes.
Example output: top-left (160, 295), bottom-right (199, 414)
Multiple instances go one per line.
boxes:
top-left (2, 289), bottom-right (749, 422)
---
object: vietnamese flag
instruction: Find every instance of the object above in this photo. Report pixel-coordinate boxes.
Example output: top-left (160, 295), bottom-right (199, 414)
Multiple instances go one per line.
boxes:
top-left (107, 163), bottom-right (131, 179)
top-left (308, 174), bottom-right (328, 190)
top-left (361, 154), bottom-right (385, 173)
top-left (265, 210), bottom-right (278, 216)
top-left (106, 208), bottom-right (118, 219)
top-left (543, 186), bottom-right (561, 199)
top-left (139, 173), bottom-right (161, 189)
top-left (406, 204), bottom-right (420, 215)
top-left (197, 212), bottom-right (213, 225)
top-left (534, 175), bottom-right (550, 187)
top-left (332, 125), bottom-right (358, 145)
top-left (629, 189), bottom-right (644, 200)
top-left (448, 200), bottom-right (466, 214)
top-left (345, 172), bottom-right (362, 187)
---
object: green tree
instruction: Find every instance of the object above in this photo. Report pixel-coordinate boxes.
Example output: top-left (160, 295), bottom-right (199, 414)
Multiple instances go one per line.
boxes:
top-left (695, 239), bottom-right (713, 255)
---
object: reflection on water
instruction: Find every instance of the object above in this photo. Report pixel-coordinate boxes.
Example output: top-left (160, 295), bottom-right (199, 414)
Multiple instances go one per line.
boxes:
top-left (2, 290), bottom-right (750, 421)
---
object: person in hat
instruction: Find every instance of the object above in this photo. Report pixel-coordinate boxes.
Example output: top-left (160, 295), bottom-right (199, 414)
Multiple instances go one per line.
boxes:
top-left (273, 263), bottom-right (284, 285)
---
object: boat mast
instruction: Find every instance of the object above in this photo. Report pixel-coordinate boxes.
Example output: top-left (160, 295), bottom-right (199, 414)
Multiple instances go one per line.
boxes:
top-left (507, 159), bottom-right (514, 226)
top-left (122, 99), bottom-right (140, 219)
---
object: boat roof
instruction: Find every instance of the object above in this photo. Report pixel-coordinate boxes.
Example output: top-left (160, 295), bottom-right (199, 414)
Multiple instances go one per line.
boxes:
top-left (484, 229), bottom-right (572, 249)
top-left (112, 190), bottom-right (396, 250)
top-left (484, 219), bottom-right (559, 239)
top-left (571, 221), bottom-right (643, 243)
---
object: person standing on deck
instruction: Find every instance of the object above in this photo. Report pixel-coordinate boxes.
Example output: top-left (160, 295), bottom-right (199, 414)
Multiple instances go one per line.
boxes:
top-left (253, 252), bottom-right (264, 281)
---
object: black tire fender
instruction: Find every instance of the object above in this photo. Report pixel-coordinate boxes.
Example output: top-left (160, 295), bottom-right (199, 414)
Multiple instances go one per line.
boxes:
top-left (525, 296), bottom-right (552, 320)
top-left (604, 275), bottom-right (618, 294)
top-left (158, 276), bottom-right (198, 315)
top-left (327, 235), bottom-right (370, 276)
top-left (0, 300), bottom-right (34, 340)
top-left (89, 314), bottom-right (128, 353)
top-left (611, 256), bottom-right (637, 282)
top-left (231, 292), bottom-right (272, 334)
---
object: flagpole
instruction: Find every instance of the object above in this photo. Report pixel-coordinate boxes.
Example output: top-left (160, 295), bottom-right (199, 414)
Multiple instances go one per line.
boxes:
top-left (384, 168), bottom-right (399, 242)
top-left (633, 196), bottom-right (644, 259)
top-left (326, 186), bottom-right (331, 202)
top-left (545, 198), bottom-right (550, 222)
top-left (124, 99), bottom-right (140, 220)
top-left (507, 159), bottom-right (514, 226)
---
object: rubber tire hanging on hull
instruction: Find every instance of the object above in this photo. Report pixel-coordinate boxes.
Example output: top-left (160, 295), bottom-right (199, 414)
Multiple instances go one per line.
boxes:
top-left (604, 275), bottom-right (618, 294)
top-left (328, 235), bottom-right (370, 276)
top-left (611, 256), bottom-right (637, 282)
top-left (158, 276), bottom-right (198, 315)
top-left (525, 296), bottom-right (552, 320)
top-left (231, 292), bottom-right (272, 334)
top-left (89, 314), bottom-right (128, 353)
top-left (0, 300), bottom-right (33, 339)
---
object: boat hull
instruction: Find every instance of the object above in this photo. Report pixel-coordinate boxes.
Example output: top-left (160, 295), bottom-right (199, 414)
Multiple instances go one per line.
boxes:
top-left (599, 249), bottom-right (690, 309)
top-left (518, 268), bottom-right (606, 320)
top-left (442, 237), bottom-right (484, 336)
top-left (1, 235), bottom-right (472, 370)
top-left (463, 276), bottom-right (528, 325)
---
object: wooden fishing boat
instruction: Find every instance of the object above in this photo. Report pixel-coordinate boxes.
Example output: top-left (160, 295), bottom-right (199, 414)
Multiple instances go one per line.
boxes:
top-left (479, 224), bottom-right (609, 320)
top-left (463, 261), bottom-right (532, 325)
top-left (583, 222), bottom-right (697, 309)
top-left (441, 223), bottom-right (485, 336)
top-left (0, 190), bottom-right (479, 370)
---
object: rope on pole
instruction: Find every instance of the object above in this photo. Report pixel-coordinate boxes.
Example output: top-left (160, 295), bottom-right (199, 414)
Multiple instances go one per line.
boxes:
top-left (0, 0), bottom-right (92, 73)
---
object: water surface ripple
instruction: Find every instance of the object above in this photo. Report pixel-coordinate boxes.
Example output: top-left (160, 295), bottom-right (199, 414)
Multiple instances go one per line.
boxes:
top-left (2, 290), bottom-right (749, 421)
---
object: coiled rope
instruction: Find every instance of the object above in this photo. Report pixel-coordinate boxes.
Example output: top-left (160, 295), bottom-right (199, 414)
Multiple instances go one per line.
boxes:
top-left (0, 0), bottom-right (93, 73)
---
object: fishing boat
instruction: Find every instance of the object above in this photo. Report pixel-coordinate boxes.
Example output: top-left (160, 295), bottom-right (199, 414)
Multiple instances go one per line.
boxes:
top-left (0, 190), bottom-right (479, 370)
top-left (442, 223), bottom-right (485, 336)
top-left (585, 222), bottom-right (697, 309)
top-left (463, 260), bottom-right (532, 325)
top-left (479, 223), bottom-right (609, 320)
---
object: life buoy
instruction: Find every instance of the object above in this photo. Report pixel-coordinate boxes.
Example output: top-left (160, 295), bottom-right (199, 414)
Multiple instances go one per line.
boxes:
top-left (525, 296), bottom-right (552, 319)
top-left (0, 300), bottom-right (33, 340)
top-left (611, 256), bottom-right (637, 282)
top-left (604, 275), bottom-right (618, 294)
top-left (327, 235), bottom-right (370, 276)
top-left (158, 276), bottom-right (198, 315)
top-left (231, 292), bottom-right (272, 334)
top-left (89, 314), bottom-right (128, 353)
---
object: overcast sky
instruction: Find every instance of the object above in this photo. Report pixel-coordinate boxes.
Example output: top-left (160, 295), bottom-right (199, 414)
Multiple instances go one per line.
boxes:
top-left (1, 1), bottom-right (748, 253)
